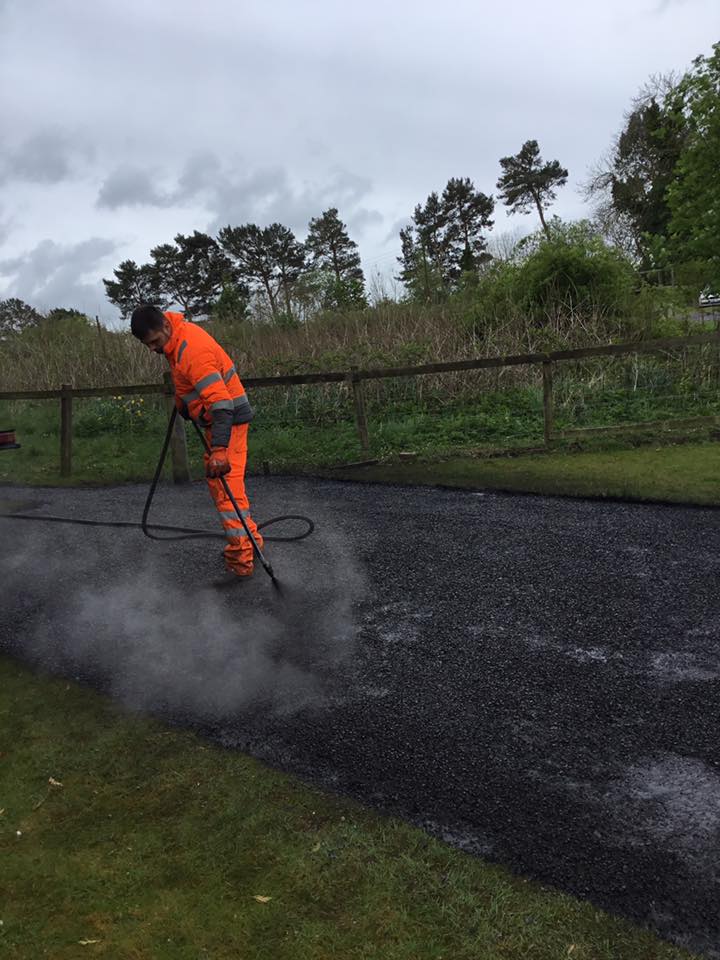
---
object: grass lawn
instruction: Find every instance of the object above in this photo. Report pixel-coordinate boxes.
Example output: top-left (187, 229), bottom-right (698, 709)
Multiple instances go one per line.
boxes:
top-left (2, 394), bottom-right (720, 509)
top-left (0, 656), bottom-right (697, 960)
top-left (327, 440), bottom-right (720, 507)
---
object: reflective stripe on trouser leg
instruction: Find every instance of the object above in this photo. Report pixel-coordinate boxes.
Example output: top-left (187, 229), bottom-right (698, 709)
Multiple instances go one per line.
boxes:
top-left (205, 423), bottom-right (263, 573)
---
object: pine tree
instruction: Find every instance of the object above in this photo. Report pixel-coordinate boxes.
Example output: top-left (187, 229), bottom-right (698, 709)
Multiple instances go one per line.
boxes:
top-left (103, 260), bottom-right (164, 319)
top-left (497, 140), bottom-right (568, 238)
top-left (397, 179), bottom-right (494, 299)
top-left (150, 231), bottom-right (231, 319)
top-left (441, 177), bottom-right (494, 277)
top-left (219, 223), bottom-right (306, 322)
top-left (305, 208), bottom-right (366, 308)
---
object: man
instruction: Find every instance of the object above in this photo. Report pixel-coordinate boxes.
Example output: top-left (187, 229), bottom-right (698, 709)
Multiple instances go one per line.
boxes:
top-left (130, 304), bottom-right (263, 578)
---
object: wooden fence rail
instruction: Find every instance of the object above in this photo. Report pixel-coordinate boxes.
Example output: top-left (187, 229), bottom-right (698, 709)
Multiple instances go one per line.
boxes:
top-left (1, 331), bottom-right (719, 479)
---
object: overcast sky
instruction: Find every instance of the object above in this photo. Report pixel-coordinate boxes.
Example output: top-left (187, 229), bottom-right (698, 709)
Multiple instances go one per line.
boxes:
top-left (0, 0), bottom-right (717, 326)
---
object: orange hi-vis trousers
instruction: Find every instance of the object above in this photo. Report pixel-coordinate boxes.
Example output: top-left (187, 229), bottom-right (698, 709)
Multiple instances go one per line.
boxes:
top-left (204, 423), bottom-right (263, 575)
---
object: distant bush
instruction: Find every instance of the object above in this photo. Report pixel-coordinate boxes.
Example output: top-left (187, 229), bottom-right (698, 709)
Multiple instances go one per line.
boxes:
top-left (468, 220), bottom-right (637, 332)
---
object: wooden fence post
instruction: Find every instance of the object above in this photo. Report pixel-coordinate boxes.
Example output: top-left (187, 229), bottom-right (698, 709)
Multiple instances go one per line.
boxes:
top-left (163, 373), bottom-right (191, 483)
top-left (348, 365), bottom-right (370, 454)
top-left (542, 360), bottom-right (554, 446)
top-left (60, 384), bottom-right (73, 477)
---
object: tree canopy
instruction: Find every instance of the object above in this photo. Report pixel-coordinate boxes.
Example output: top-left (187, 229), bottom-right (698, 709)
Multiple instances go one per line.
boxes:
top-left (397, 178), bottom-right (494, 300)
top-left (583, 76), bottom-right (686, 267)
top-left (219, 223), bottom-right (306, 323)
top-left (150, 231), bottom-right (233, 319)
top-left (664, 43), bottom-right (720, 285)
top-left (103, 260), bottom-right (165, 319)
top-left (0, 298), bottom-right (43, 338)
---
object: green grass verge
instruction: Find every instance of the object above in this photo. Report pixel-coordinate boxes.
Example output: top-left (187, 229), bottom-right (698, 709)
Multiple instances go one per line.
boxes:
top-left (0, 656), bottom-right (696, 959)
top-left (327, 440), bottom-right (720, 506)
top-left (3, 393), bottom-right (720, 503)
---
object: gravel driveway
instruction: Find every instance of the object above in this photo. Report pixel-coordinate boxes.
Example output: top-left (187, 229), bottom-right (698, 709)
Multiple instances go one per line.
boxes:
top-left (1, 476), bottom-right (719, 956)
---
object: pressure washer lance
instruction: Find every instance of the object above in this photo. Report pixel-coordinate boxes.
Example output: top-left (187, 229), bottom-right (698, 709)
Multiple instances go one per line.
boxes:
top-left (190, 420), bottom-right (280, 590)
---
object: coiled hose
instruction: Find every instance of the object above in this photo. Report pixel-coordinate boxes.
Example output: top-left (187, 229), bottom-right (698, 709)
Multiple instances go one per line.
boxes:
top-left (0, 411), bottom-right (314, 547)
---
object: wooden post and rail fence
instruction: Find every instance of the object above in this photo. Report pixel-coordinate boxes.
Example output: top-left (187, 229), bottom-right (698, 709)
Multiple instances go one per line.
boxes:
top-left (2, 331), bottom-right (720, 480)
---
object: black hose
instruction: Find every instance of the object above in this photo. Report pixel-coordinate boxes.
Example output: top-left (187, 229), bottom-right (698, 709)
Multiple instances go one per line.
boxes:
top-left (0, 410), bottom-right (314, 545)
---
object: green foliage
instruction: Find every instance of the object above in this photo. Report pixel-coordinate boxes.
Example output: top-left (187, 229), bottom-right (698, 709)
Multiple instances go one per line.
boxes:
top-left (319, 273), bottom-right (367, 311)
top-left (0, 298), bottom-right (42, 338)
top-left (614, 98), bottom-right (685, 254)
top-left (74, 396), bottom-right (158, 437)
top-left (467, 220), bottom-right (637, 327)
top-left (665, 43), bottom-right (720, 288)
top-left (103, 235), bottom-right (235, 322)
top-left (517, 221), bottom-right (636, 315)
top-left (588, 45), bottom-right (719, 287)
top-left (44, 307), bottom-right (93, 327)
top-left (210, 281), bottom-right (249, 323)
top-left (587, 86), bottom-right (686, 267)
top-left (440, 176), bottom-right (495, 277)
top-left (346, 442), bottom-right (720, 509)
top-left (5, 307), bottom-right (94, 354)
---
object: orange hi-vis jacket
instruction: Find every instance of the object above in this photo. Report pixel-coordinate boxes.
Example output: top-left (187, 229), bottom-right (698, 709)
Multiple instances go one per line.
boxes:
top-left (162, 311), bottom-right (254, 448)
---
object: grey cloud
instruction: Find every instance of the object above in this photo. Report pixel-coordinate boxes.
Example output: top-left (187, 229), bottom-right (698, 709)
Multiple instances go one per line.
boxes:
top-left (0, 205), bottom-right (13, 247)
top-left (175, 150), bottom-right (224, 196)
top-left (0, 130), bottom-right (94, 185)
top-left (97, 165), bottom-right (173, 209)
top-left (384, 216), bottom-right (413, 244)
top-left (188, 156), bottom-right (382, 238)
top-left (102, 152), bottom-right (384, 239)
top-left (346, 208), bottom-right (384, 233)
top-left (0, 236), bottom-right (120, 316)
top-left (96, 150), bottom-right (382, 239)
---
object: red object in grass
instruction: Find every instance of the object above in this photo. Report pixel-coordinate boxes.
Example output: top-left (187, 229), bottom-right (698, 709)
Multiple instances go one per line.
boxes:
top-left (0, 427), bottom-right (20, 449)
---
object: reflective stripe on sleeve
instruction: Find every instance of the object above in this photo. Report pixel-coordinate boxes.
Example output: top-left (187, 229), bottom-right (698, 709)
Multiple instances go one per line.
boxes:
top-left (177, 340), bottom-right (188, 363)
top-left (194, 371), bottom-right (223, 393)
top-left (223, 365), bottom-right (237, 382)
top-left (210, 399), bottom-right (234, 411)
top-left (181, 371), bottom-right (223, 403)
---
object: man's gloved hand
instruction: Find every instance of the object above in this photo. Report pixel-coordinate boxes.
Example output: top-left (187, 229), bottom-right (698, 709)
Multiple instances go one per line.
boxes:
top-left (206, 447), bottom-right (231, 478)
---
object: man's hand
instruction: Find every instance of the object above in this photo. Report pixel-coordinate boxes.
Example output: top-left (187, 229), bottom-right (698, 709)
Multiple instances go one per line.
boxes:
top-left (206, 447), bottom-right (231, 478)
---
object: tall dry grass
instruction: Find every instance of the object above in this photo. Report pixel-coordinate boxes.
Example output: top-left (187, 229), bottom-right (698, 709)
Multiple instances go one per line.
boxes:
top-left (0, 300), bottom-right (635, 392)
top-left (1, 301), bottom-right (714, 427)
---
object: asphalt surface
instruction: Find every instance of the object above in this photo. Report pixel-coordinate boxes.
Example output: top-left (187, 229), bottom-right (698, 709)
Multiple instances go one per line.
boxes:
top-left (1, 477), bottom-right (719, 956)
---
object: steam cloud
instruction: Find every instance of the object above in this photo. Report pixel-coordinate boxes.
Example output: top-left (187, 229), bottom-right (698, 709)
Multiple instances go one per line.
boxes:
top-left (1, 517), bottom-right (365, 721)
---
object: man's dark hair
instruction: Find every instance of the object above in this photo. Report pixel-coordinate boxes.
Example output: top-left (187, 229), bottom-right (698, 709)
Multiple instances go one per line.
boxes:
top-left (130, 304), bottom-right (166, 340)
